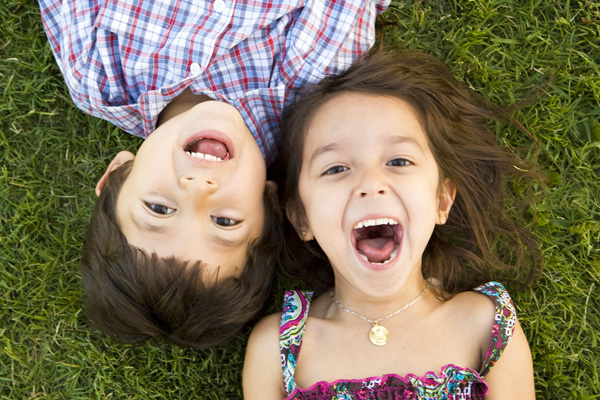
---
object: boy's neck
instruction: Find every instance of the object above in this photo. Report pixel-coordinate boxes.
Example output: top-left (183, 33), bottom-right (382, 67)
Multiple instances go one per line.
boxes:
top-left (157, 88), bottom-right (212, 127)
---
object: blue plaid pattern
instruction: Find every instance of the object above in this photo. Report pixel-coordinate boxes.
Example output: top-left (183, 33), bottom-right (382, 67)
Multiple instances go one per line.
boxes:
top-left (39, 0), bottom-right (389, 164)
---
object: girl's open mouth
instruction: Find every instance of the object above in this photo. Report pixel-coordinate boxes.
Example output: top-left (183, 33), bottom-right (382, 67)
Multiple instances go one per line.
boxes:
top-left (184, 137), bottom-right (232, 161)
top-left (352, 218), bottom-right (402, 265)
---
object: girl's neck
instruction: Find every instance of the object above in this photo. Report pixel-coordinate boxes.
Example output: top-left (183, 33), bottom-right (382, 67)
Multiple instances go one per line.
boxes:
top-left (328, 278), bottom-right (430, 322)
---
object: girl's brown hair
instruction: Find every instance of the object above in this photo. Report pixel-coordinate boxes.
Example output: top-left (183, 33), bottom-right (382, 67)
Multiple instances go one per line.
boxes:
top-left (283, 50), bottom-right (542, 296)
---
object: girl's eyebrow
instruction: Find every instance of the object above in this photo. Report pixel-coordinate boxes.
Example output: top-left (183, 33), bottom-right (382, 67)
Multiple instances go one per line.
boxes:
top-left (389, 135), bottom-right (425, 151)
top-left (309, 142), bottom-right (342, 165)
top-left (310, 135), bottom-right (425, 165)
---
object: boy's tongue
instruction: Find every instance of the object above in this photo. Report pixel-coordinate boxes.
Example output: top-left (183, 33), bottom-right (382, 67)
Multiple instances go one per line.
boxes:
top-left (356, 237), bottom-right (396, 263)
top-left (190, 138), bottom-right (228, 159)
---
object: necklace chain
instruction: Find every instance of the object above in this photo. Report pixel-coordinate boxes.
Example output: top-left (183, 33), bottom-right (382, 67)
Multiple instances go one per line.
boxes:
top-left (329, 284), bottom-right (428, 326)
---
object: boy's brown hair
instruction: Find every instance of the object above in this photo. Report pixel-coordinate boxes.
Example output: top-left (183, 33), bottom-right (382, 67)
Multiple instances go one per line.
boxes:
top-left (81, 160), bottom-right (283, 348)
top-left (283, 50), bottom-right (542, 296)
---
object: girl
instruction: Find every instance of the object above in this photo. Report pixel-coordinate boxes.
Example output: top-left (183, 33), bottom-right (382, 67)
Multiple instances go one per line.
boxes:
top-left (243, 51), bottom-right (541, 399)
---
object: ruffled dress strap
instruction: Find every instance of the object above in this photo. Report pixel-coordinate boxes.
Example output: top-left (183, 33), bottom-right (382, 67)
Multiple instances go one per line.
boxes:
top-left (474, 281), bottom-right (518, 377)
top-left (280, 290), bottom-right (314, 396)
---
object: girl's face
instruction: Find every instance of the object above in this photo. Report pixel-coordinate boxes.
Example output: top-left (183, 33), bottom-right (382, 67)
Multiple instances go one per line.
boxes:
top-left (293, 93), bottom-right (454, 299)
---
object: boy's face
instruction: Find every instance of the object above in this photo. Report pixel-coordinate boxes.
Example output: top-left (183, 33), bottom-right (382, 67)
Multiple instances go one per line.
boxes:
top-left (104, 101), bottom-right (268, 278)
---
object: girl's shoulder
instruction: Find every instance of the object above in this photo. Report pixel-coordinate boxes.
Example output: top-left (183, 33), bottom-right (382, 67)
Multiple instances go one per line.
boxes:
top-left (460, 281), bottom-right (516, 333)
top-left (244, 312), bottom-right (287, 398)
top-left (443, 281), bottom-right (514, 322)
top-left (246, 289), bottom-right (314, 375)
top-left (437, 282), bottom-right (515, 368)
top-left (250, 312), bottom-right (282, 339)
top-left (246, 312), bottom-right (281, 367)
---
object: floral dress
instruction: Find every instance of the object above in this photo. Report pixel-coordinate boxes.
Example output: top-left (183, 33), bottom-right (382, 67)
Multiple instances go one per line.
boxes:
top-left (279, 282), bottom-right (517, 399)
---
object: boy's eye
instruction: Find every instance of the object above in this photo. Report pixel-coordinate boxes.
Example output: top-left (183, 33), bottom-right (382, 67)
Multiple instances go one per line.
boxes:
top-left (145, 203), bottom-right (176, 215)
top-left (387, 158), bottom-right (412, 167)
top-left (212, 216), bottom-right (240, 227)
top-left (323, 165), bottom-right (349, 175)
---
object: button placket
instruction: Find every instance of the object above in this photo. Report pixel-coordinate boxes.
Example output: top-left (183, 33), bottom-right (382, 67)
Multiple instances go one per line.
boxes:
top-left (190, 62), bottom-right (202, 76)
top-left (214, 0), bottom-right (225, 13)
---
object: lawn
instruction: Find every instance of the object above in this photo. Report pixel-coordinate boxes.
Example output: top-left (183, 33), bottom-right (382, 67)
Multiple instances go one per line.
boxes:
top-left (1, 0), bottom-right (599, 398)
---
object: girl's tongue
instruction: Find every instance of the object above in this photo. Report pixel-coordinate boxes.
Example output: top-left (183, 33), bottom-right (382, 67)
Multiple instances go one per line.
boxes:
top-left (356, 237), bottom-right (396, 263)
top-left (355, 224), bottom-right (398, 264)
top-left (188, 138), bottom-right (229, 159)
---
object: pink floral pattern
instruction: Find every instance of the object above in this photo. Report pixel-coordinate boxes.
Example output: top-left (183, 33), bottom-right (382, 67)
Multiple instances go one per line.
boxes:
top-left (279, 282), bottom-right (516, 399)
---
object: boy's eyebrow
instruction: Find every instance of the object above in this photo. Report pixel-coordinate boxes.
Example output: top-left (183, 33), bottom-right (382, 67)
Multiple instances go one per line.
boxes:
top-left (211, 233), bottom-right (248, 248)
top-left (131, 213), bottom-right (168, 234)
top-left (130, 213), bottom-right (247, 247)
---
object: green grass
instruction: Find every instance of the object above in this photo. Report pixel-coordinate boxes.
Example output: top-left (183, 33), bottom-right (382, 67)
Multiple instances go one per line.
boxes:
top-left (1, 0), bottom-right (599, 398)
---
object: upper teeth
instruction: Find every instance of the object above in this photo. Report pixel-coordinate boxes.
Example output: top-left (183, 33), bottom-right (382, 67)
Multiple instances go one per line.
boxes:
top-left (354, 217), bottom-right (398, 229)
top-left (186, 151), bottom-right (223, 162)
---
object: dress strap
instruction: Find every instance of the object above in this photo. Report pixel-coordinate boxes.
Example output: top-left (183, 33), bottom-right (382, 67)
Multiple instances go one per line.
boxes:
top-left (474, 281), bottom-right (517, 377)
top-left (280, 290), bottom-right (314, 396)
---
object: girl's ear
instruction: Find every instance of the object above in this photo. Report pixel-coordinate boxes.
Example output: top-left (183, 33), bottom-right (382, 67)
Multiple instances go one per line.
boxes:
top-left (437, 178), bottom-right (457, 225)
top-left (285, 200), bottom-right (314, 241)
top-left (95, 151), bottom-right (135, 197)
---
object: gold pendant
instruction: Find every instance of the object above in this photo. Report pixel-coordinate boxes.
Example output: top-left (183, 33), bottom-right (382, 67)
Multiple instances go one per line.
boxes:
top-left (369, 323), bottom-right (390, 346)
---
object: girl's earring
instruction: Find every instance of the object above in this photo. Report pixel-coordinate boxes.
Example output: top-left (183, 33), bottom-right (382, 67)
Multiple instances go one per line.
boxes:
top-left (300, 229), bottom-right (314, 241)
top-left (438, 210), bottom-right (446, 224)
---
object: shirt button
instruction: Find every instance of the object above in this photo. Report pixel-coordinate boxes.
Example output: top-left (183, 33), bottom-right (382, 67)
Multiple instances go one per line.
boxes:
top-left (214, 0), bottom-right (225, 13)
top-left (190, 62), bottom-right (202, 76)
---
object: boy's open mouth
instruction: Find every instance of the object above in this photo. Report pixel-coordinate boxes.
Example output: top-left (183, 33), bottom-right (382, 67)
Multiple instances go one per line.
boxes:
top-left (352, 218), bottom-right (401, 265)
top-left (184, 138), bottom-right (231, 161)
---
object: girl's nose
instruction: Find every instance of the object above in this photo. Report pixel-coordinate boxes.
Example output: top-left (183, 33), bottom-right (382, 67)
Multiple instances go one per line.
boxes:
top-left (355, 170), bottom-right (388, 198)
top-left (359, 188), bottom-right (386, 198)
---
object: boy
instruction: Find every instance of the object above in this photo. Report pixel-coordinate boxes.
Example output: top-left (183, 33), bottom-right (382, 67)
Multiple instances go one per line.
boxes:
top-left (39, 0), bottom-right (389, 348)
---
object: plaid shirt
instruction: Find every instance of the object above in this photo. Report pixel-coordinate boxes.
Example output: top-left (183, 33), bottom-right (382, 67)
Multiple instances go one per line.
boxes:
top-left (39, 0), bottom-right (389, 164)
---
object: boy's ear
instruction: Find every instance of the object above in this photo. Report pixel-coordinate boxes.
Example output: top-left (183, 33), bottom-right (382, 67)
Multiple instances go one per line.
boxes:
top-left (285, 200), bottom-right (313, 241)
top-left (95, 151), bottom-right (135, 197)
top-left (437, 178), bottom-right (457, 225)
top-left (265, 180), bottom-right (278, 203)
top-left (265, 180), bottom-right (282, 221)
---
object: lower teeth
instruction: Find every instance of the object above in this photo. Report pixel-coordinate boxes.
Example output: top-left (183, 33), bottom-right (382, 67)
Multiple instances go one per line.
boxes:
top-left (358, 247), bottom-right (398, 265)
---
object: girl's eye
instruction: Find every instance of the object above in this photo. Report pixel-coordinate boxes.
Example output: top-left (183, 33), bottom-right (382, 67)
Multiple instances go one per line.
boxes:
top-left (323, 165), bottom-right (349, 175)
top-left (212, 216), bottom-right (240, 227)
top-left (145, 203), bottom-right (176, 215)
top-left (387, 158), bottom-right (412, 167)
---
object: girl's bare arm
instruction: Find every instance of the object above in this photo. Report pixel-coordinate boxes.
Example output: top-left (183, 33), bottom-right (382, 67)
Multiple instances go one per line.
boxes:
top-left (243, 313), bottom-right (287, 400)
top-left (484, 319), bottom-right (535, 399)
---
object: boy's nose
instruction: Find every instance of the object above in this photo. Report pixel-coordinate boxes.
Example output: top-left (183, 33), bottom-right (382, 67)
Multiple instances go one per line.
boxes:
top-left (180, 176), bottom-right (219, 195)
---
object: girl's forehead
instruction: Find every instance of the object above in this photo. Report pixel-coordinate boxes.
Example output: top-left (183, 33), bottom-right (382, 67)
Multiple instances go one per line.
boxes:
top-left (305, 93), bottom-right (428, 145)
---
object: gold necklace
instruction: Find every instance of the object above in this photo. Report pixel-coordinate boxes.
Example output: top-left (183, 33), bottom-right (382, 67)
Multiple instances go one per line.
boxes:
top-left (329, 285), bottom-right (428, 346)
